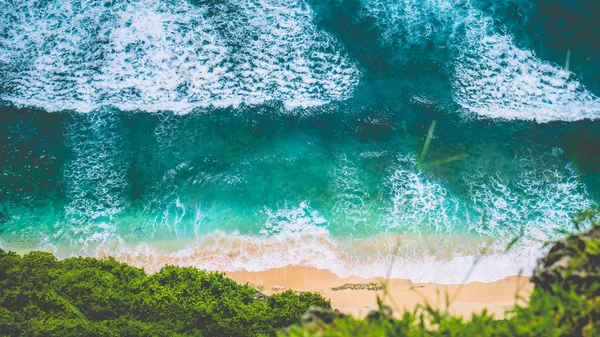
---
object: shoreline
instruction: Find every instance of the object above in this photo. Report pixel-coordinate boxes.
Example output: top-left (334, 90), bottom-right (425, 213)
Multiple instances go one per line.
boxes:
top-left (1, 244), bottom-right (535, 318)
top-left (225, 266), bottom-right (533, 319)
top-left (4, 229), bottom-right (541, 284)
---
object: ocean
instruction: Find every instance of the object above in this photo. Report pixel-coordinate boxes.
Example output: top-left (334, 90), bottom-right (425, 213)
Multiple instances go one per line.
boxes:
top-left (1, 0), bottom-right (599, 283)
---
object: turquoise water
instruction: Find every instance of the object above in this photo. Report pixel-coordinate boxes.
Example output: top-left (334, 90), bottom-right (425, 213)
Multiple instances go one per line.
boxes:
top-left (1, 0), bottom-right (599, 283)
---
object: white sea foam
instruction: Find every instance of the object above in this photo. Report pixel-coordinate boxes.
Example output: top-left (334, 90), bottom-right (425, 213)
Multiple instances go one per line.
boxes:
top-left (383, 152), bottom-right (595, 246)
top-left (0, 0), bottom-right (360, 113)
top-left (60, 113), bottom-right (127, 251)
top-left (384, 154), bottom-right (461, 233)
top-left (84, 150), bottom-right (594, 283)
top-left (260, 201), bottom-right (329, 237)
top-left (361, 0), bottom-right (600, 122)
top-left (95, 227), bottom-right (545, 284)
top-left (463, 153), bottom-right (595, 243)
top-left (361, 0), bottom-right (459, 47)
top-left (455, 28), bottom-right (600, 122)
top-left (331, 155), bottom-right (372, 231)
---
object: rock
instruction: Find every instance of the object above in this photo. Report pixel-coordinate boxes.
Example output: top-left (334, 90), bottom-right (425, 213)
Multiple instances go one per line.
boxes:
top-left (248, 282), bottom-right (265, 292)
top-left (253, 291), bottom-right (267, 300)
top-left (302, 307), bottom-right (346, 325)
top-left (532, 226), bottom-right (600, 294)
top-left (366, 305), bottom-right (393, 321)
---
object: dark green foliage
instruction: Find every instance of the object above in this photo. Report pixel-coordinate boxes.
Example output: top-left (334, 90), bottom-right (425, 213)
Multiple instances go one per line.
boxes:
top-left (0, 250), bottom-right (330, 337)
top-left (267, 291), bottom-right (331, 328)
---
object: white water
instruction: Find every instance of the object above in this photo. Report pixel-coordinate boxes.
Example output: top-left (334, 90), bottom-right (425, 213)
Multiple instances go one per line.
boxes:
top-left (0, 0), bottom-right (360, 113)
top-left (35, 150), bottom-right (595, 284)
top-left (362, 0), bottom-right (600, 122)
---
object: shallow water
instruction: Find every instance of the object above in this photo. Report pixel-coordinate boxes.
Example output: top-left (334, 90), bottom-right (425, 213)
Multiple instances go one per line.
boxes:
top-left (1, 0), bottom-right (599, 283)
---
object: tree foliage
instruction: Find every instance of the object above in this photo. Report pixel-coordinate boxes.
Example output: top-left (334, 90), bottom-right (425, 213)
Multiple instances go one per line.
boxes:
top-left (0, 250), bottom-right (330, 337)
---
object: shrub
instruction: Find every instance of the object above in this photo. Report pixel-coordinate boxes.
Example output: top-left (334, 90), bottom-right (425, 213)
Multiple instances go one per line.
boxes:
top-left (281, 225), bottom-right (600, 337)
top-left (0, 250), bottom-right (330, 337)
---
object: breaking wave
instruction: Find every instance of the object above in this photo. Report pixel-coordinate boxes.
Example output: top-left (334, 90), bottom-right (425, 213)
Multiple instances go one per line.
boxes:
top-left (94, 231), bottom-right (543, 284)
top-left (383, 152), bottom-right (594, 246)
top-left (1, 0), bottom-right (599, 285)
top-left (361, 0), bottom-right (600, 122)
top-left (31, 149), bottom-right (595, 283)
top-left (455, 20), bottom-right (600, 122)
top-left (0, 0), bottom-right (360, 113)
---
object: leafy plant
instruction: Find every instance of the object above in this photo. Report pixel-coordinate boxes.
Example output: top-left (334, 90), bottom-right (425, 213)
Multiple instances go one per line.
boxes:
top-left (281, 217), bottom-right (600, 337)
top-left (0, 250), bottom-right (330, 337)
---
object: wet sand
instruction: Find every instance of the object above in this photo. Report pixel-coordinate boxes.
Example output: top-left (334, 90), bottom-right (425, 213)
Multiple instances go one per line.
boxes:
top-left (226, 266), bottom-right (533, 319)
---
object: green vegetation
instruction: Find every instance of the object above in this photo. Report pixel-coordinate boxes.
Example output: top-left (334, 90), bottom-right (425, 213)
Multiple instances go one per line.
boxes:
top-left (1, 217), bottom-right (598, 336)
top-left (0, 250), bottom-right (329, 337)
top-left (282, 223), bottom-right (600, 337)
top-left (282, 282), bottom-right (599, 337)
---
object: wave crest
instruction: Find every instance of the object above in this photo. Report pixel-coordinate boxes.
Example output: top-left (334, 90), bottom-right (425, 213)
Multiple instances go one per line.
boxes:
top-left (0, 0), bottom-right (360, 113)
top-left (361, 0), bottom-right (600, 122)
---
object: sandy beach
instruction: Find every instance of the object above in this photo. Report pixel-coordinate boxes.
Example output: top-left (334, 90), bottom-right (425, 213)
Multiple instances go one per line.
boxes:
top-left (12, 241), bottom-right (534, 319)
top-left (226, 266), bottom-right (533, 319)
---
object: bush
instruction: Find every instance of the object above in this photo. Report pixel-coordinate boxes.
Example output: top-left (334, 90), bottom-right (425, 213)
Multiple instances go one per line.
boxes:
top-left (281, 225), bottom-right (600, 337)
top-left (0, 250), bottom-right (330, 337)
top-left (2, 223), bottom-right (598, 336)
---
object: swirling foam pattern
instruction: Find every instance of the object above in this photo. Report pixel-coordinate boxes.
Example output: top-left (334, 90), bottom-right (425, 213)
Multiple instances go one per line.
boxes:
top-left (0, 0), bottom-right (360, 113)
top-left (88, 150), bottom-right (595, 283)
top-left (385, 152), bottom-right (594, 247)
top-left (361, 0), bottom-right (600, 122)
top-left (385, 154), bottom-right (461, 233)
top-left (331, 155), bottom-right (373, 232)
top-left (455, 22), bottom-right (600, 122)
top-left (60, 113), bottom-right (128, 251)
